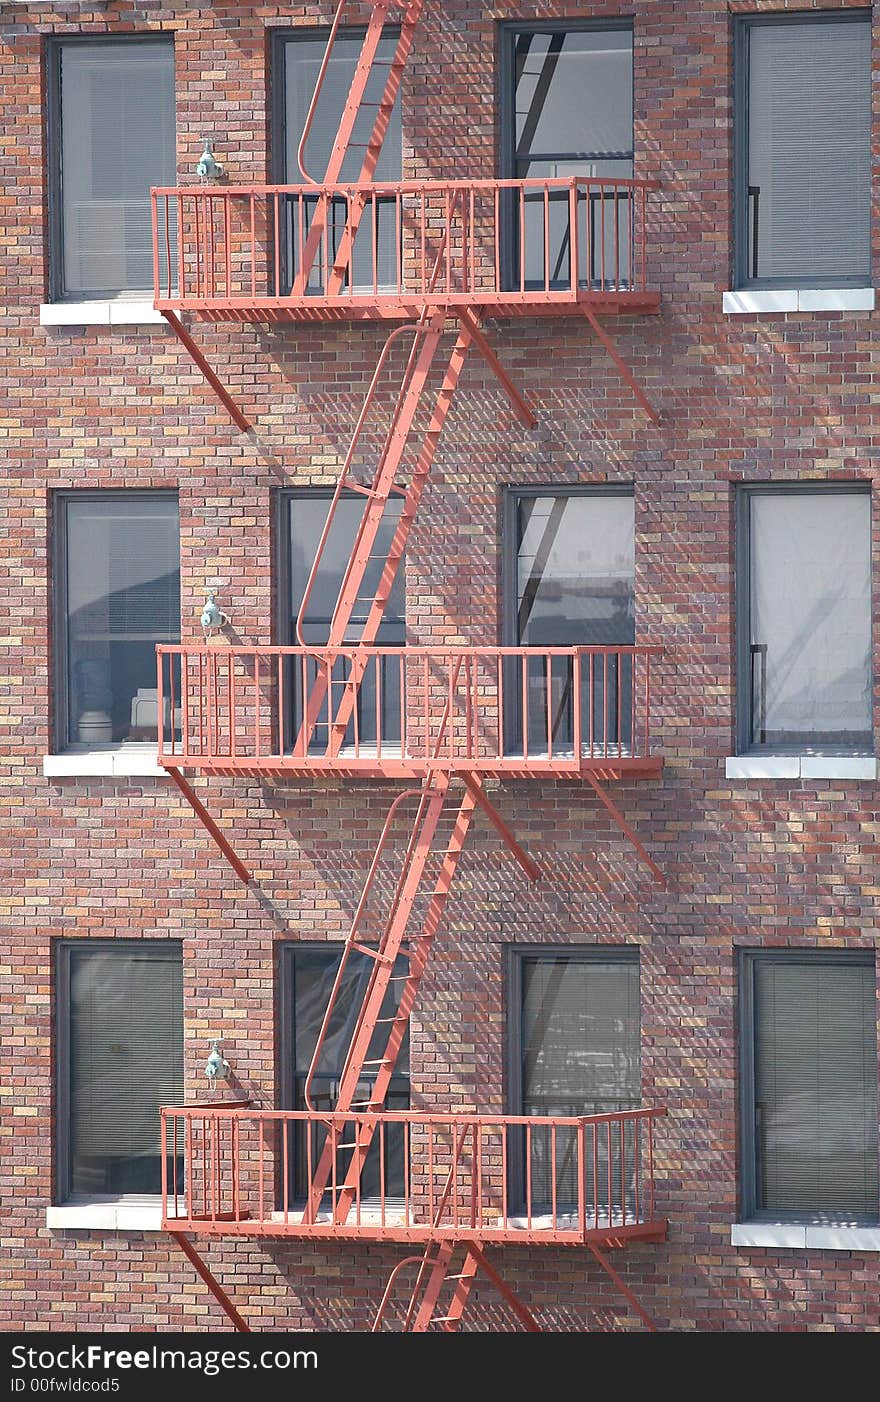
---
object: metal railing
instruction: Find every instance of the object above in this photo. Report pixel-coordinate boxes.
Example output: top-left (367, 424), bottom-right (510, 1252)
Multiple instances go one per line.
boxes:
top-left (160, 1105), bottom-right (666, 1244)
top-left (151, 176), bottom-right (658, 312)
top-left (156, 643), bottom-right (661, 774)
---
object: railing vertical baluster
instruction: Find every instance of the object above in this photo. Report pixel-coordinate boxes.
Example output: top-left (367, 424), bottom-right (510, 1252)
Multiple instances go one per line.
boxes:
top-left (600, 184), bottom-right (606, 290)
top-left (177, 195), bottom-right (186, 302)
top-left (617, 649), bottom-right (623, 760)
top-left (543, 183), bottom-right (550, 291)
top-left (445, 189), bottom-right (452, 291)
top-left (448, 658), bottom-right (454, 760)
top-left (229, 654), bottom-right (236, 759)
top-left (501, 1125), bottom-right (508, 1228)
top-left (519, 185), bottom-right (526, 291)
top-left (550, 1123), bottom-right (557, 1227)
top-left (278, 653), bottom-right (286, 759)
top-left (376, 654), bottom-right (382, 759)
top-left (249, 194), bottom-right (256, 298)
top-left (607, 1119), bottom-right (613, 1228)
top-left (379, 1120), bottom-right (386, 1228)
top-left (494, 186), bottom-right (501, 292)
top-left (253, 654), bottom-right (260, 760)
top-left (521, 654), bottom-right (529, 760)
top-left (497, 654), bottom-right (503, 760)
top-left (258, 1116), bottom-right (265, 1226)
top-left (223, 194), bottom-right (231, 298)
top-left (628, 188), bottom-right (634, 291)
top-left (372, 193), bottom-right (378, 298)
top-left (157, 648), bottom-right (166, 758)
top-left (603, 650), bottom-right (609, 758)
top-left (396, 192), bottom-right (402, 296)
top-left (420, 192), bottom-right (426, 292)
top-left (577, 1120), bottom-right (586, 1238)
top-left (273, 193), bottom-right (281, 297)
top-left (197, 653), bottom-right (204, 756)
top-left (464, 654), bottom-right (473, 759)
top-left (282, 1119), bottom-right (289, 1223)
top-left (428, 1122), bottom-right (434, 1223)
top-left (573, 650), bottom-right (582, 763)
top-left (645, 650), bottom-right (651, 760)
top-left (526, 1122), bottom-right (532, 1231)
top-left (232, 1115), bottom-right (240, 1221)
top-left (297, 193), bottom-right (305, 290)
top-left (545, 653), bottom-right (552, 759)
top-left (160, 1111), bottom-right (168, 1219)
top-left (468, 187), bottom-right (475, 293)
top-left (423, 655), bottom-right (429, 756)
top-left (400, 651), bottom-right (406, 757)
top-left (181, 653), bottom-right (190, 758)
top-left (569, 180), bottom-right (579, 295)
top-left (631, 650), bottom-right (637, 761)
top-left (640, 184), bottom-right (647, 292)
top-left (620, 1117), bottom-right (626, 1227)
top-left (593, 1123), bottom-right (599, 1230)
top-left (404, 1120), bottom-right (411, 1226)
top-left (634, 1117), bottom-right (641, 1224)
top-left (614, 183), bottom-right (620, 290)
top-left (648, 1116), bottom-right (655, 1221)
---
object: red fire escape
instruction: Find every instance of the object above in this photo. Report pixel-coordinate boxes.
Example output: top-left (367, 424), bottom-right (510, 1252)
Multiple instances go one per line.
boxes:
top-left (152, 1), bottom-right (666, 1332)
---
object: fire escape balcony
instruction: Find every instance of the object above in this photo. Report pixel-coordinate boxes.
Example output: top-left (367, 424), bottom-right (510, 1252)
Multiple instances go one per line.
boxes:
top-left (156, 644), bottom-right (663, 781)
top-left (151, 177), bottom-right (660, 323)
top-left (161, 1105), bottom-right (668, 1248)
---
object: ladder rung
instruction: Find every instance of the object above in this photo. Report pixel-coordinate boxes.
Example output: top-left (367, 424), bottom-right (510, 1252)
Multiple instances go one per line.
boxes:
top-left (360, 1058), bottom-right (394, 1066)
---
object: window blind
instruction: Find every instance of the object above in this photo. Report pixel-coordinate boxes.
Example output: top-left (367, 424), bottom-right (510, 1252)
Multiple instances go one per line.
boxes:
top-left (67, 944), bottom-right (183, 1196)
top-left (283, 34), bottom-right (402, 185)
top-left (747, 18), bottom-right (871, 283)
top-left (59, 39), bottom-right (176, 296)
top-left (753, 958), bottom-right (878, 1219)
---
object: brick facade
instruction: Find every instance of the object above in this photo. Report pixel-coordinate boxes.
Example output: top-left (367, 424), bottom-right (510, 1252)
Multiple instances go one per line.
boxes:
top-left (1, 0), bottom-right (879, 1332)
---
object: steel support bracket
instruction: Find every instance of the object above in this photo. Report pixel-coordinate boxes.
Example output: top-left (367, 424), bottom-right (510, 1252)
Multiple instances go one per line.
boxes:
top-left (165, 767), bottom-right (252, 885)
top-left (587, 1240), bottom-right (659, 1332)
top-left (457, 308), bottom-right (537, 427)
top-left (584, 771), bottom-right (664, 886)
top-left (580, 305), bottom-right (660, 423)
top-left (163, 310), bottom-right (252, 432)
top-left (461, 773), bottom-right (541, 883)
top-left (170, 1232), bottom-right (251, 1332)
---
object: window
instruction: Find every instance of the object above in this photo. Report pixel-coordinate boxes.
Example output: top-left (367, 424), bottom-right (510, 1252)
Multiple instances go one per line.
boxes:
top-left (508, 948), bottom-right (640, 1207)
top-left (740, 951), bottom-right (878, 1223)
top-left (48, 38), bottom-right (176, 299)
top-left (56, 941), bottom-right (183, 1201)
top-left (734, 12), bottom-right (871, 288)
top-left (735, 486), bottom-right (872, 754)
top-left (274, 29), bottom-right (402, 292)
top-left (279, 944), bottom-right (409, 1200)
top-left (282, 490), bottom-right (404, 749)
top-left (500, 22), bottom-right (634, 290)
top-left (505, 487), bottom-right (635, 754)
top-left (55, 493), bottom-right (180, 750)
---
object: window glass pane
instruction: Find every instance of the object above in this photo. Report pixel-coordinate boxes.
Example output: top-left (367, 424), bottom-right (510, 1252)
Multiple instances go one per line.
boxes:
top-left (513, 29), bottom-right (632, 171)
top-left (282, 33), bottom-right (402, 292)
top-left (516, 493), bottom-right (634, 646)
top-left (64, 496), bottom-right (180, 746)
top-left (519, 954), bottom-right (639, 1210)
top-left (746, 19), bottom-right (871, 283)
top-left (59, 40), bottom-right (176, 296)
top-left (288, 947), bottom-right (409, 1199)
top-left (753, 958), bottom-right (878, 1219)
top-left (67, 944), bottom-right (183, 1196)
top-left (748, 492), bottom-right (871, 748)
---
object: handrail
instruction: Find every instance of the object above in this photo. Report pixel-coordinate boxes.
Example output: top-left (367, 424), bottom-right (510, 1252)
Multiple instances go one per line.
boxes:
top-left (152, 176), bottom-right (661, 198)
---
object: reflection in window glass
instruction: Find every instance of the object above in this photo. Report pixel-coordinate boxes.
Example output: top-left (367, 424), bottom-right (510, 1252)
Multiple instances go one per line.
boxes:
top-left (62, 943), bottom-right (183, 1198)
top-left (285, 945), bottom-right (409, 1199)
top-left (746, 491), bottom-right (871, 750)
top-left (742, 17), bottom-right (871, 285)
top-left (748, 955), bottom-right (878, 1219)
top-left (507, 27), bottom-right (633, 290)
top-left (287, 494), bottom-right (404, 749)
top-left (56, 39), bottom-right (176, 297)
top-left (511, 492), bottom-right (634, 756)
top-left (62, 496), bottom-right (180, 747)
top-left (281, 32), bottom-right (402, 291)
top-left (517, 953), bottom-right (640, 1209)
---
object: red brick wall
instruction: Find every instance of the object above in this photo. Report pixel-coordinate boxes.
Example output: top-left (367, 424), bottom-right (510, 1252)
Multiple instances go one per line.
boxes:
top-left (1, 0), bottom-right (878, 1332)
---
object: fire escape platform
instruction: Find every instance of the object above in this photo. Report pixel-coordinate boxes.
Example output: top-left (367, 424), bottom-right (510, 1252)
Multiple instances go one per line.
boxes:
top-left (161, 1105), bottom-right (667, 1249)
top-left (159, 754), bottom-right (662, 782)
top-left (155, 290), bottom-right (660, 323)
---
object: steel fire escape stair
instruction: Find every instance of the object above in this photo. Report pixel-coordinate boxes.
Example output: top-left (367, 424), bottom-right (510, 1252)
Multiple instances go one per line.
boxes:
top-left (160, 3), bottom-right (664, 1336)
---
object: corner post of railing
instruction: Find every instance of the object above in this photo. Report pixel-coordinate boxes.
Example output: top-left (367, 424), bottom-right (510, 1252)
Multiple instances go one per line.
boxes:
top-left (160, 1110), bottom-right (168, 1218)
top-left (577, 1118), bottom-right (587, 1240)
top-left (156, 647), bottom-right (166, 760)
top-left (572, 649), bottom-right (582, 761)
top-left (151, 191), bottom-right (161, 302)
top-left (569, 178), bottom-right (580, 295)
top-left (645, 649), bottom-right (652, 760)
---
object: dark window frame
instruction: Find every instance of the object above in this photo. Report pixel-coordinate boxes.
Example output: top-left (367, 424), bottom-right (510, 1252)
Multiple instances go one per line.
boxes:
top-left (54, 938), bottom-right (183, 1204)
top-left (498, 19), bottom-right (635, 293)
top-left (45, 33), bottom-right (176, 302)
top-left (277, 941), bottom-right (410, 1202)
top-left (738, 947), bottom-right (879, 1225)
top-left (505, 944), bottom-right (640, 1206)
top-left (732, 8), bottom-right (873, 291)
top-left (52, 489), bottom-right (181, 753)
top-left (734, 481), bottom-right (873, 756)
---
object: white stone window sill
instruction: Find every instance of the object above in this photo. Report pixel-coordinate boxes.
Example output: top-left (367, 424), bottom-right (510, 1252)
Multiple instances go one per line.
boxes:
top-left (722, 288), bottom-right (875, 315)
top-left (732, 1223), bottom-right (880, 1252)
top-left (725, 756), bottom-right (877, 781)
top-left (43, 745), bottom-right (165, 778)
top-left (39, 299), bottom-right (167, 327)
top-left (46, 1198), bottom-right (176, 1233)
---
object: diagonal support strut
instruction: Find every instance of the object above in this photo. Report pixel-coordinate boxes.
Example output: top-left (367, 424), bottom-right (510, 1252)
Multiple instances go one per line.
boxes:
top-left (584, 771), bottom-right (664, 886)
top-left (580, 305), bottom-right (659, 424)
top-left (165, 767), bottom-right (251, 885)
top-left (461, 774), bottom-right (541, 883)
top-left (587, 1241), bottom-right (659, 1332)
top-left (466, 1243), bottom-right (543, 1332)
top-left (457, 309), bottom-right (537, 427)
top-left (162, 311), bottom-right (252, 433)
top-left (170, 1232), bottom-right (251, 1333)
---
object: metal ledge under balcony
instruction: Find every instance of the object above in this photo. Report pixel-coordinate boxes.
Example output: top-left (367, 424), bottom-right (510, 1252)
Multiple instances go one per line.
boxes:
top-left (151, 178), bottom-right (660, 323)
top-left (161, 1106), bottom-right (668, 1248)
top-left (156, 644), bottom-right (663, 782)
